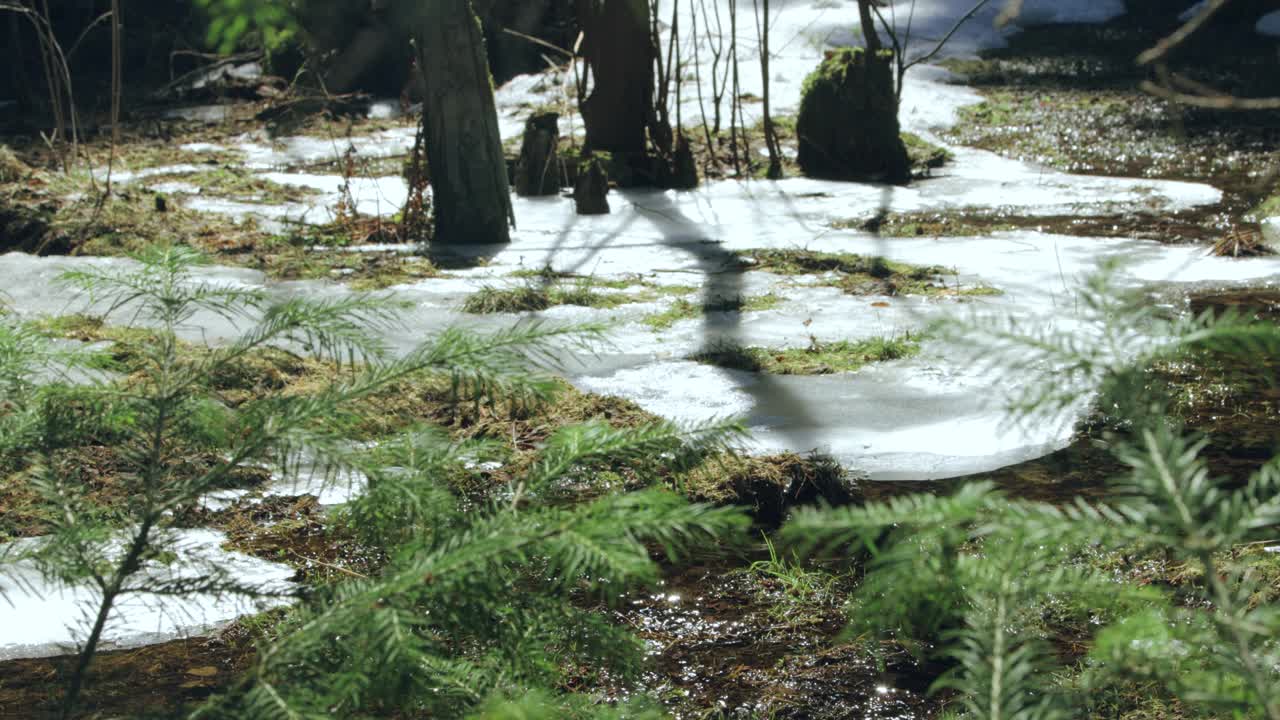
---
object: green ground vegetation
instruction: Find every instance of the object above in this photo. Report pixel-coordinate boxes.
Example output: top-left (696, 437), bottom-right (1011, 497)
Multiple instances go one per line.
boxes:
top-left (738, 248), bottom-right (1001, 297)
top-left (0, 246), bottom-right (753, 720)
top-left (463, 268), bottom-right (698, 314)
top-left (691, 335), bottom-right (921, 375)
top-left (641, 293), bottom-right (786, 331)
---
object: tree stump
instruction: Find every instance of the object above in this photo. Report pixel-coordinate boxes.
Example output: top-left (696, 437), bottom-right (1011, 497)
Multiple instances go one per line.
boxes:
top-left (514, 111), bottom-right (561, 196)
top-left (574, 156), bottom-right (610, 215)
top-left (669, 134), bottom-right (699, 190)
top-left (1, 198), bottom-right (70, 255)
top-left (796, 48), bottom-right (910, 185)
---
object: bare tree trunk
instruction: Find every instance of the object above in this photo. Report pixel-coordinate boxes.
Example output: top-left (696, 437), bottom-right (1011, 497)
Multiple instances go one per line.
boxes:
top-left (858, 0), bottom-right (882, 52)
top-left (576, 0), bottom-right (654, 153)
top-left (417, 0), bottom-right (513, 244)
top-left (727, 0), bottom-right (745, 175)
top-left (756, 0), bottom-right (781, 179)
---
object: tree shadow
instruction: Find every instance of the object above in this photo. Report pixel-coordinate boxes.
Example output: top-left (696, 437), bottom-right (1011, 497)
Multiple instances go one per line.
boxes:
top-left (611, 178), bottom-right (898, 457)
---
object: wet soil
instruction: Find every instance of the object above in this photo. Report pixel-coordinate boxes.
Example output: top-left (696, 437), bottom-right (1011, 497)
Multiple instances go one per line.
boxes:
top-left (0, 624), bottom-right (261, 719)
top-left (939, 12), bottom-right (1280, 244)
top-left (863, 207), bottom-right (1245, 246)
top-left (609, 554), bottom-right (938, 719)
top-left (3, 14), bottom-right (1279, 720)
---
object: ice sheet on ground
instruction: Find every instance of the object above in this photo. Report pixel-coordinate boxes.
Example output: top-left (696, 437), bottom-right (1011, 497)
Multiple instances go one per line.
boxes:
top-left (199, 466), bottom-right (368, 510)
top-left (0, 253), bottom-right (270, 346)
top-left (164, 105), bottom-right (233, 124)
top-left (0, 529), bottom-right (294, 660)
top-left (262, 465), bottom-right (369, 507)
top-left (1179, 1), bottom-right (1208, 21)
top-left (110, 163), bottom-right (208, 185)
top-left (6, 210), bottom-right (1279, 481)
top-left (233, 129), bottom-right (419, 170)
top-left (1259, 10), bottom-right (1280, 36)
top-left (8, 0), bottom-right (1272, 482)
top-left (191, 62), bottom-right (262, 90)
top-left (1262, 218), bottom-right (1280, 251)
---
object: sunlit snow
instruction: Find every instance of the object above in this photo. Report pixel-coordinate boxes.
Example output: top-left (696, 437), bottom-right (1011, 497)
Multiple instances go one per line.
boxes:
top-left (3, 0), bottom-right (1279, 658)
top-left (0, 530), bottom-right (294, 661)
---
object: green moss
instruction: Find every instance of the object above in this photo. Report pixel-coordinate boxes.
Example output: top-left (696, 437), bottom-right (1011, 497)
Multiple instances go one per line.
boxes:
top-left (942, 80), bottom-right (1280, 200)
top-left (692, 335), bottom-right (921, 375)
top-left (676, 451), bottom-right (857, 525)
top-left (799, 46), bottom-right (869, 98)
top-left (900, 132), bottom-right (954, 173)
top-left (739, 248), bottom-right (1001, 298)
top-left (505, 267), bottom-right (637, 291)
top-left (742, 248), bottom-right (905, 276)
top-left (152, 168), bottom-right (320, 204)
top-left (462, 285), bottom-right (553, 314)
top-left (641, 293), bottom-right (786, 331)
top-left (255, 245), bottom-right (441, 288)
top-left (27, 313), bottom-right (160, 371)
top-left (461, 281), bottom-right (639, 314)
top-left (0, 145), bottom-right (29, 182)
top-left (836, 211), bottom-right (1018, 238)
top-left (1250, 193), bottom-right (1280, 221)
top-left (464, 272), bottom-right (697, 315)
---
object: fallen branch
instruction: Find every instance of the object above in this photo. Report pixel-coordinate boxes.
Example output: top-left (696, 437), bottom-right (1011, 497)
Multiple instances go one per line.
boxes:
top-left (1139, 80), bottom-right (1280, 110)
top-left (1137, 0), bottom-right (1231, 66)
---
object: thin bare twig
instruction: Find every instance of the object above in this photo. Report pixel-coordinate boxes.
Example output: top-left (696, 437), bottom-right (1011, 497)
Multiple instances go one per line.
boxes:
top-left (501, 27), bottom-right (574, 59)
top-left (1137, 0), bottom-right (1231, 66)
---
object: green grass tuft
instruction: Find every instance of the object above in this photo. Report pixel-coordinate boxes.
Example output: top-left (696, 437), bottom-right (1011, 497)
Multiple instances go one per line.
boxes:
top-left (642, 293), bottom-right (786, 331)
top-left (739, 248), bottom-right (1000, 297)
top-left (692, 335), bottom-right (921, 375)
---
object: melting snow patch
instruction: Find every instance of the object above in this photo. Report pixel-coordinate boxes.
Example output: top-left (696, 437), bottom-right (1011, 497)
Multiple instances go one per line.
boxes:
top-left (1261, 218), bottom-right (1280, 252)
top-left (108, 163), bottom-right (208, 186)
top-left (1259, 10), bottom-right (1280, 36)
top-left (0, 529), bottom-right (294, 660)
top-left (164, 105), bottom-right (233, 124)
top-left (181, 141), bottom-right (228, 154)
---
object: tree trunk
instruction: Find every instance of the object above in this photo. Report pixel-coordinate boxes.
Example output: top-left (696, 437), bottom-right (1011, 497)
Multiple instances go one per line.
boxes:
top-left (857, 0), bottom-right (882, 53)
top-left (575, 0), bottom-right (654, 153)
top-left (417, 0), bottom-right (513, 244)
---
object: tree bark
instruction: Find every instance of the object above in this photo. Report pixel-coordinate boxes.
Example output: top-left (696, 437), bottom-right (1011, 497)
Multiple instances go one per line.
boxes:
top-left (575, 0), bottom-right (654, 153)
top-left (857, 0), bottom-right (882, 53)
top-left (417, 0), bottom-right (513, 244)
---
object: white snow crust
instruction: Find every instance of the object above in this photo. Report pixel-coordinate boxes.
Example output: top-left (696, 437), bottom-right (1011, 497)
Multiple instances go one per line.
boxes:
top-left (5, 0), bottom-right (1279, 658)
top-left (0, 530), bottom-right (294, 661)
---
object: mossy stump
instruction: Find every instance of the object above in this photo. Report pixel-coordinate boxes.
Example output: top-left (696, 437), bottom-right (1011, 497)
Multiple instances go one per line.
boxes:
top-left (796, 48), bottom-right (910, 185)
top-left (514, 111), bottom-right (562, 196)
top-left (669, 134), bottom-right (699, 190)
top-left (0, 145), bottom-right (29, 182)
top-left (0, 198), bottom-right (70, 255)
top-left (574, 156), bottom-right (610, 215)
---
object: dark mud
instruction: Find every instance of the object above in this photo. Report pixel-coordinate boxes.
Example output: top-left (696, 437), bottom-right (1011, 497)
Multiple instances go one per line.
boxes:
top-left (863, 207), bottom-right (1243, 245)
top-left (940, 12), bottom-right (1280, 243)
top-left (610, 555), bottom-right (937, 719)
top-left (891, 289), bottom-right (1280, 506)
top-left (0, 622), bottom-right (264, 719)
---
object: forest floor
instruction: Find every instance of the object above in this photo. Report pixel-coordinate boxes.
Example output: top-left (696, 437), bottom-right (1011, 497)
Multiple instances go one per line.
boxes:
top-left (2, 5), bottom-right (1280, 720)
